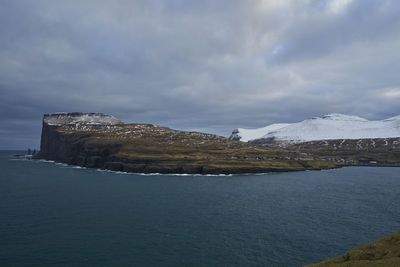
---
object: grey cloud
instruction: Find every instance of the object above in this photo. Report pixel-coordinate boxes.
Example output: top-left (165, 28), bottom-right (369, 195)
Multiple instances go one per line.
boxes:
top-left (269, 0), bottom-right (400, 64)
top-left (1, 0), bottom-right (400, 149)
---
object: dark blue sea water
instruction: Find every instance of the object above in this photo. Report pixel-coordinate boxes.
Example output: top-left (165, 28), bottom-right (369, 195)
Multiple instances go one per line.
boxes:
top-left (0, 151), bottom-right (399, 266)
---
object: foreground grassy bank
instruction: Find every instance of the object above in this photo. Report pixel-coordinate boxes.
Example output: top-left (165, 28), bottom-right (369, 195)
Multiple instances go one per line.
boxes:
top-left (305, 231), bottom-right (400, 267)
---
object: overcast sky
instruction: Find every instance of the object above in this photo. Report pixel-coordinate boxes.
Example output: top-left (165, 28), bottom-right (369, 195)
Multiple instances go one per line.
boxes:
top-left (1, 0), bottom-right (400, 149)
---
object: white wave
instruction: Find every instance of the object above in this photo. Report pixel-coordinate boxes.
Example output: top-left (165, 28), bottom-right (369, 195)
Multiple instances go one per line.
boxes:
top-left (39, 160), bottom-right (55, 163)
top-left (73, 166), bottom-right (86, 169)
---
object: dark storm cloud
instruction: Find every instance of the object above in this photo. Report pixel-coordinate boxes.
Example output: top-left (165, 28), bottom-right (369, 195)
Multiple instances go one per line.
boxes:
top-left (1, 0), bottom-right (400, 149)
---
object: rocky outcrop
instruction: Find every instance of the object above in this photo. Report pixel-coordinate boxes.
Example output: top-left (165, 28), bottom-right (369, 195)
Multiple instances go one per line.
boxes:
top-left (229, 129), bottom-right (241, 141)
top-left (304, 231), bottom-right (400, 267)
top-left (34, 112), bottom-right (343, 174)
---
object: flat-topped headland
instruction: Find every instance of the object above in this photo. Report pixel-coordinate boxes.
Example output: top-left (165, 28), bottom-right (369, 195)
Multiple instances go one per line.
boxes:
top-left (34, 112), bottom-right (342, 174)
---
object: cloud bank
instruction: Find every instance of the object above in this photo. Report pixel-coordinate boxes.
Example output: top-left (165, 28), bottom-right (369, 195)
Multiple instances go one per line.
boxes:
top-left (1, 0), bottom-right (400, 149)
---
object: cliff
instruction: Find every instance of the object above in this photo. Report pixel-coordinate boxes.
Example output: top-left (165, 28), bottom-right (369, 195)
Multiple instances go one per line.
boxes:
top-left (34, 113), bottom-right (343, 174)
top-left (37, 113), bottom-right (123, 162)
top-left (305, 231), bottom-right (400, 267)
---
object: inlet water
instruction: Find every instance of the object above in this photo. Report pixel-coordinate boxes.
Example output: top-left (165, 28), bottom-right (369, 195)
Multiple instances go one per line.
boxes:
top-left (1, 151), bottom-right (399, 266)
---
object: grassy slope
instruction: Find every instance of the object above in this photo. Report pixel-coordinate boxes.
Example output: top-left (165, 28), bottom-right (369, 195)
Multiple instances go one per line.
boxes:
top-left (56, 123), bottom-right (342, 173)
top-left (278, 138), bottom-right (400, 165)
top-left (304, 232), bottom-right (400, 267)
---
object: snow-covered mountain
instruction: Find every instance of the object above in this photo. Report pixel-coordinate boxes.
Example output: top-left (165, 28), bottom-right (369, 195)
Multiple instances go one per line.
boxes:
top-left (230, 113), bottom-right (400, 144)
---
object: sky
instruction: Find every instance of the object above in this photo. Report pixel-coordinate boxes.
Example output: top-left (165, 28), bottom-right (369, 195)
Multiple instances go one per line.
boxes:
top-left (1, 0), bottom-right (400, 149)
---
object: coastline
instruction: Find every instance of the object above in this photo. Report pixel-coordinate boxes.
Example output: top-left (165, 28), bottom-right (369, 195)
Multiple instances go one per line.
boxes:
top-left (21, 153), bottom-right (400, 176)
top-left (32, 154), bottom-right (343, 175)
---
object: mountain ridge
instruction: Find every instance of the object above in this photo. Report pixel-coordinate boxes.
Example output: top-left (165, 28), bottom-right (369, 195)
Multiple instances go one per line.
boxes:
top-left (230, 113), bottom-right (400, 144)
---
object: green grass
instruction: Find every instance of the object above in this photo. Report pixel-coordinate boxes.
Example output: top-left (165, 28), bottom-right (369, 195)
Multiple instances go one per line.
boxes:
top-left (54, 122), bottom-right (343, 173)
top-left (305, 232), bottom-right (400, 267)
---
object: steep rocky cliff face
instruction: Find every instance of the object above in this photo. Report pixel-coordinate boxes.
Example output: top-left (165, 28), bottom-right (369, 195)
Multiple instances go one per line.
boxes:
top-left (34, 113), bottom-right (343, 174)
top-left (36, 113), bottom-right (123, 166)
top-left (38, 122), bottom-right (73, 161)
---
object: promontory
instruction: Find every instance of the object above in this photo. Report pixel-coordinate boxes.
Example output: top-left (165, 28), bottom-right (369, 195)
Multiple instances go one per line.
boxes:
top-left (33, 112), bottom-right (343, 174)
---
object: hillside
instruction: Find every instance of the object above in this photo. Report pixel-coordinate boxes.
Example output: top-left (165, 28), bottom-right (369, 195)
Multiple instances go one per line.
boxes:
top-left (305, 231), bottom-right (400, 267)
top-left (230, 114), bottom-right (400, 144)
top-left (34, 113), bottom-right (342, 174)
top-left (284, 138), bottom-right (400, 166)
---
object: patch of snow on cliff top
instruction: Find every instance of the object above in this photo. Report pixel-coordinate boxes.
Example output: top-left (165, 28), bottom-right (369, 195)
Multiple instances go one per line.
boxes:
top-left (231, 113), bottom-right (400, 143)
top-left (44, 112), bottom-right (123, 126)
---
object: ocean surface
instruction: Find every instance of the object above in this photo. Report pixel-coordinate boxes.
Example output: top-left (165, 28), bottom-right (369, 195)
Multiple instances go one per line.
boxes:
top-left (1, 151), bottom-right (399, 266)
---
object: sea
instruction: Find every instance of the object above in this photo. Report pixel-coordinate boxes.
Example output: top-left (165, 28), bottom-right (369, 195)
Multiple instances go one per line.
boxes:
top-left (1, 150), bottom-right (399, 266)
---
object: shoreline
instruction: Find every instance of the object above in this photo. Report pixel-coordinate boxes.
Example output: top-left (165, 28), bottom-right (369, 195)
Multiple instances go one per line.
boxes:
top-left (32, 153), bottom-right (344, 175)
top-left (11, 151), bottom-right (399, 175)
top-left (27, 154), bottom-right (348, 175)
